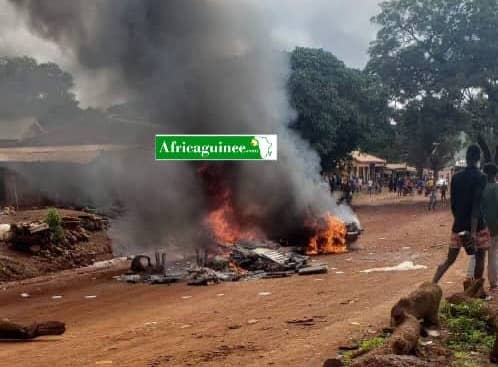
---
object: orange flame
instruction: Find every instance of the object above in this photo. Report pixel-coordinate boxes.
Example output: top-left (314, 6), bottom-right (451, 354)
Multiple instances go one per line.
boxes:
top-left (205, 188), bottom-right (261, 245)
top-left (306, 213), bottom-right (347, 255)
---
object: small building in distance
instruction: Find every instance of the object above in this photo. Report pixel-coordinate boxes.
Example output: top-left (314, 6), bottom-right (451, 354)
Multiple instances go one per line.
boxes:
top-left (384, 163), bottom-right (417, 178)
top-left (349, 151), bottom-right (386, 182)
top-left (0, 145), bottom-right (133, 208)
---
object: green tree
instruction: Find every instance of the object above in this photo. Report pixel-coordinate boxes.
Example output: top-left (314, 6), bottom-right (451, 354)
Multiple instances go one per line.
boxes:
top-left (0, 56), bottom-right (79, 128)
top-left (288, 47), bottom-right (394, 170)
top-left (368, 0), bottom-right (498, 160)
top-left (398, 96), bottom-right (464, 176)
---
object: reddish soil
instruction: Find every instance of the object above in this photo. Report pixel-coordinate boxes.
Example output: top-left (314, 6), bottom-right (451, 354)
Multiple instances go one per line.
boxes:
top-left (0, 196), bottom-right (473, 367)
top-left (0, 209), bottom-right (112, 281)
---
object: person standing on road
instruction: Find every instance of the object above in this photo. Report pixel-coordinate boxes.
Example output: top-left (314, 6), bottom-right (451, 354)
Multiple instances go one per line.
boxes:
top-left (440, 183), bottom-right (448, 203)
top-left (428, 186), bottom-right (437, 211)
top-left (433, 145), bottom-right (489, 284)
top-left (467, 163), bottom-right (498, 291)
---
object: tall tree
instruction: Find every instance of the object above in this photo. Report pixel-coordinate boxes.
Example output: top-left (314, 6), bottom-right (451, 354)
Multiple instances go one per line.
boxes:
top-left (289, 47), bottom-right (394, 170)
top-left (398, 96), bottom-right (464, 176)
top-left (368, 0), bottom-right (498, 160)
top-left (0, 56), bottom-right (79, 128)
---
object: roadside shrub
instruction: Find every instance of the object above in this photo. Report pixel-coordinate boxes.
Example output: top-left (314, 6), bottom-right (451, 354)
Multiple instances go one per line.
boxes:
top-left (46, 208), bottom-right (64, 243)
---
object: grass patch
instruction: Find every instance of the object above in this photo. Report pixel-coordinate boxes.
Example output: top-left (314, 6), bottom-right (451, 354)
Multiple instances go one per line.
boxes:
top-left (440, 299), bottom-right (495, 352)
top-left (342, 336), bottom-right (387, 365)
top-left (451, 351), bottom-right (482, 367)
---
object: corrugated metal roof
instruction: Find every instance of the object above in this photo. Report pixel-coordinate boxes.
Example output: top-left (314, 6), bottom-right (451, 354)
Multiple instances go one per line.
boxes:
top-left (0, 145), bottom-right (131, 164)
top-left (386, 163), bottom-right (417, 172)
top-left (351, 151), bottom-right (386, 165)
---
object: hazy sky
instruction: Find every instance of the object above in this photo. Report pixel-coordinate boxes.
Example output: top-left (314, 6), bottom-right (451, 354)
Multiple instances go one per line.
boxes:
top-left (0, 0), bottom-right (382, 106)
top-left (267, 0), bottom-right (381, 68)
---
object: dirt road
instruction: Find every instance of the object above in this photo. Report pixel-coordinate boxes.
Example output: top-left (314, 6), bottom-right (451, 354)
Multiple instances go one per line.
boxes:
top-left (0, 197), bottom-right (471, 367)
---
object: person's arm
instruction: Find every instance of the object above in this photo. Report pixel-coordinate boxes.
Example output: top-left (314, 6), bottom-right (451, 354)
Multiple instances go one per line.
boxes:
top-left (450, 176), bottom-right (456, 217)
top-left (471, 175), bottom-right (486, 236)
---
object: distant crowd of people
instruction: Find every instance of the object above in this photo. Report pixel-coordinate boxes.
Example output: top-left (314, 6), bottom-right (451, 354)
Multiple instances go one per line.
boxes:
top-left (324, 172), bottom-right (450, 208)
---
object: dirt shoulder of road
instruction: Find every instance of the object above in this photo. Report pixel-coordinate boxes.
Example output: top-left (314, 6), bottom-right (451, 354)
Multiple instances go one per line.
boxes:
top-left (0, 208), bottom-right (113, 282)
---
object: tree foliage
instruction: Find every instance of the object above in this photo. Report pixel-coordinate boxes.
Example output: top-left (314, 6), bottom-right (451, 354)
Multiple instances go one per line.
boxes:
top-left (398, 96), bottom-right (464, 174)
top-left (368, 0), bottom-right (498, 163)
top-left (289, 47), bottom-right (395, 170)
top-left (0, 56), bottom-right (80, 128)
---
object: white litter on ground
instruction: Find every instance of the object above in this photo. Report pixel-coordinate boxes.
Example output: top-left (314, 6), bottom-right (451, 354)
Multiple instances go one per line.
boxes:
top-left (84, 295), bottom-right (97, 299)
top-left (360, 261), bottom-right (427, 273)
top-left (216, 294), bottom-right (225, 297)
top-left (181, 296), bottom-right (192, 300)
top-left (20, 293), bottom-right (30, 298)
top-left (258, 292), bottom-right (272, 296)
top-left (52, 296), bottom-right (63, 300)
top-left (91, 257), bottom-right (128, 269)
top-left (0, 224), bottom-right (11, 241)
top-left (335, 271), bottom-right (345, 274)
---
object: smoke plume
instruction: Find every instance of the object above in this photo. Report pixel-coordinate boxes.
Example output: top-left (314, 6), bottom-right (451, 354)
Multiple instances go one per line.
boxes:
top-left (9, 0), bottom-right (358, 255)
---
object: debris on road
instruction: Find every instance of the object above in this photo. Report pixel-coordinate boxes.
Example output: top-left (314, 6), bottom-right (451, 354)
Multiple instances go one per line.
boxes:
top-left (298, 264), bottom-right (328, 276)
top-left (120, 241), bottom-right (335, 286)
top-left (286, 318), bottom-right (315, 326)
top-left (0, 320), bottom-right (65, 340)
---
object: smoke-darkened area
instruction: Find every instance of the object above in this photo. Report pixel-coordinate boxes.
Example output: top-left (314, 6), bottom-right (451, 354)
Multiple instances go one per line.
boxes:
top-left (7, 0), bottom-right (358, 255)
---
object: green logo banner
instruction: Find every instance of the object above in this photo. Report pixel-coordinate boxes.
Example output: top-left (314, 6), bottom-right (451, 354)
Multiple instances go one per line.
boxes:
top-left (155, 135), bottom-right (278, 161)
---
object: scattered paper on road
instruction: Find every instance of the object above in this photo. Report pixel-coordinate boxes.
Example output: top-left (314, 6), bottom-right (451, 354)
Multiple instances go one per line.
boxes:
top-left (360, 261), bottom-right (427, 273)
top-left (258, 292), bottom-right (272, 296)
top-left (20, 293), bottom-right (30, 298)
top-left (85, 295), bottom-right (97, 299)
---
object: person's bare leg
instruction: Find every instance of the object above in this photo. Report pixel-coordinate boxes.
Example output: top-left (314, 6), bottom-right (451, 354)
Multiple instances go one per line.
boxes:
top-left (474, 248), bottom-right (486, 280)
top-left (489, 237), bottom-right (498, 288)
top-left (433, 247), bottom-right (460, 283)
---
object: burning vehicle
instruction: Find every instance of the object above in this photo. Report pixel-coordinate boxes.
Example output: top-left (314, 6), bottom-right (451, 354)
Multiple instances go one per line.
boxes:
top-left (121, 162), bottom-right (362, 285)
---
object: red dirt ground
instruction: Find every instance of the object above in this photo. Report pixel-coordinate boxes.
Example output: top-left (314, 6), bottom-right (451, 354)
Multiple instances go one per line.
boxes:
top-left (0, 196), bottom-right (473, 367)
top-left (0, 209), bottom-right (112, 281)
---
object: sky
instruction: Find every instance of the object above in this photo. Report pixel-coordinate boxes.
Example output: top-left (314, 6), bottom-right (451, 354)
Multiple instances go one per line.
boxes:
top-left (0, 0), bottom-right (382, 106)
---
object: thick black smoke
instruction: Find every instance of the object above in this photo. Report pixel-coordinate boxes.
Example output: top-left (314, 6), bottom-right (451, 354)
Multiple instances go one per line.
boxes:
top-left (9, 0), bottom-right (358, 254)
